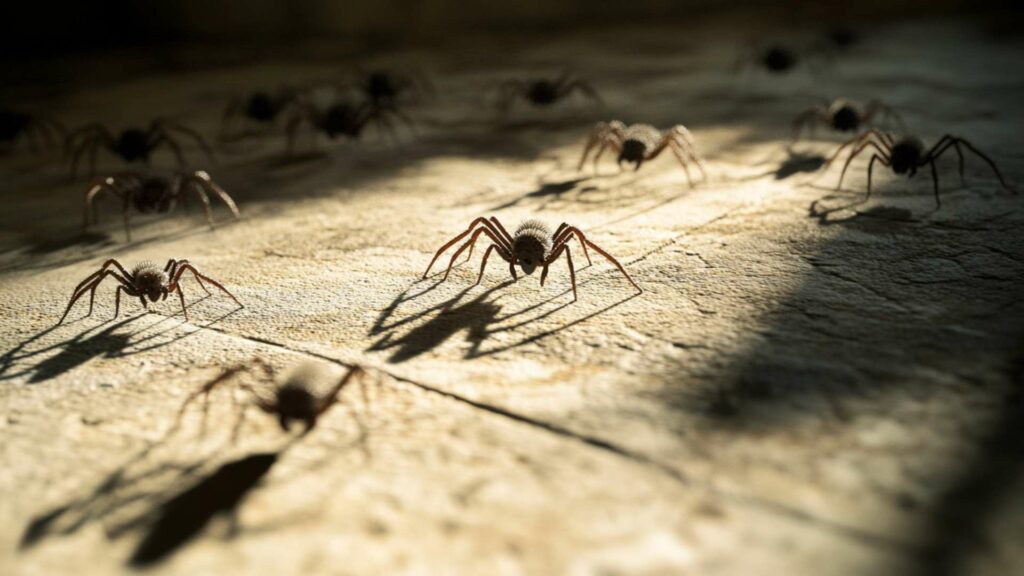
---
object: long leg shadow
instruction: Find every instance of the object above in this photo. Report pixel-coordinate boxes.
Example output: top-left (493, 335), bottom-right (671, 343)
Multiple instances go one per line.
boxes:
top-left (0, 303), bottom-right (240, 383)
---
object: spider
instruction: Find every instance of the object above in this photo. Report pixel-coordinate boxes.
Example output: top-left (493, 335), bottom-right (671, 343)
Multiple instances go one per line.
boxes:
top-left (578, 121), bottom-right (707, 186)
top-left (65, 119), bottom-right (214, 179)
top-left (284, 99), bottom-right (412, 153)
top-left (792, 98), bottom-right (904, 140)
top-left (221, 88), bottom-right (300, 137)
top-left (0, 109), bottom-right (66, 152)
top-left (83, 170), bottom-right (241, 241)
top-left (355, 69), bottom-right (431, 107)
top-left (827, 129), bottom-right (1016, 207)
top-left (176, 358), bottom-right (366, 435)
top-left (57, 258), bottom-right (242, 324)
top-left (497, 72), bottom-right (601, 112)
top-left (422, 216), bottom-right (641, 301)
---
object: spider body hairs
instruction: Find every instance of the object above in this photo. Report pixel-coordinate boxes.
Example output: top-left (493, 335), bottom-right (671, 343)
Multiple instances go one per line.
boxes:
top-left (422, 216), bottom-right (641, 301)
top-left (65, 119), bottom-right (214, 179)
top-left (177, 359), bottom-right (366, 435)
top-left (827, 129), bottom-right (1016, 207)
top-left (792, 98), bottom-right (904, 140)
top-left (0, 109), bottom-right (66, 152)
top-left (58, 258), bottom-right (242, 324)
top-left (578, 121), bottom-right (708, 186)
top-left (498, 72), bottom-right (601, 112)
top-left (84, 170), bottom-right (240, 241)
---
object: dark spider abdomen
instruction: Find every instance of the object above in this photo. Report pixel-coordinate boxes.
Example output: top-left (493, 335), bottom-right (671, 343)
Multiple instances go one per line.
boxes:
top-left (763, 47), bottom-right (796, 72)
top-left (246, 93), bottom-right (277, 122)
top-left (116, 129), bottom-right (151, 161)
top-left (275, 384), bottom-right (317, 430)
top-left (619, 139), bottom-right (647, 164)
top-left (133, 177), bottom-right (175, 213)
top-left (889, 137), bottom-right (924, 174)
top-left (527, 81), bottom-right (559, 105)
top-left (0, 111), bottom-right (29, 141)
top-left (831, 105), bottom-right (861, 132)
top-left (513, 219), bottom-right (551, 275)
top-left (321, 105), bottom-right (363, 138)
top-left (366, 73), bottom-right (398, 103)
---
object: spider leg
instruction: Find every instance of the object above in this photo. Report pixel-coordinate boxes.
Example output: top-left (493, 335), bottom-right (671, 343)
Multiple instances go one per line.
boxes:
top-left (583, 236), bottom-right (642, 294)
top-left (84, 178), bottom-right (117, 228)
top-left (156, 119), bottom-right (215, 162)
top-left (422, 217), bottom-right (512, 278)
top-left (864, 100), bottom-right (906, 132)
top-left (540, 244), bottom-right (578, 301)
top-left (169, 258), bottom-right (209, 295)
top-left (952, 138), bottom-right (1015, 193)
top-left (865, 153), bottom-right (892, 203)
top-left (930, 160), bottom-right (942, 208)
top-left (188, 171), bottom-right (241, 220)
top-left (836, 140), bottom-right (890, 191)
top-left (552, 224), bottom-right (592, 265)
top-left (69, 131), bottom-right (98, 180)
top-left (443, 226), bottom-right (507, 281)
top-left (826, 130), bottom-right (893, 169)
top-left (185, 177), bottom-right (215, 228)
top-left (488, 217), bottom-right (515, 247)
top-left (563, 80), bottom-right (603, 105)
top-left (150, 132), bottom-right (187, 168)
top-left (58, 268), bottom-right (132, 324)
top-left (668, 142), bottom-right (695, 187)
top-left (475, 243), bottom-right (513, 285)
top-left (579, 122), bottom-right (617, 170)
top-left (170, 264), bottom-right (240, 309)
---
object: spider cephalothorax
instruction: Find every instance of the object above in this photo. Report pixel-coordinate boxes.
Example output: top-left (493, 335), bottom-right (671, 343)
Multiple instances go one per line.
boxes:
top-left (763, 46), bottom-right (797, 73)
top-left (84, 170), bottom-right (240, 241)
top-left (58, 258), bottom-right (242, 324)
top-left (176, 359), bottom-right (366, 436)
top-left (793, 98), bottom-right (903, 140)
top-left (578, 121), bottom-right (708, 185)
top-left (423, 216), bottom-right (641, 301)
top-left (827, 129), bottom-right (1015, 207)
top-left (497, 72), bottom-right (601, 112)
top-left (221, 88), bottom-right (301, 138)
top-left (65, 119), bottom-right (214, 179)
top-left (0, 109), bottom-right (65, 152)
top-left (511, 220), bottom-right (552, 275)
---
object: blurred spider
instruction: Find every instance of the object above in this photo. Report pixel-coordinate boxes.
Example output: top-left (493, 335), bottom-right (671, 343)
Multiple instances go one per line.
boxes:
top-left (177, 359), bottom-right (366, 435)
top-left (355, 69), bottom-right (432, 107)
top-left (578, 120), bottom-right (707, 185)
top-left (58, 258), bottom-right (241, 324)
top-left (498, 72), bottom-right (601, 112)
top-left (221, 88), bottom-right (300, 137)
top-left (793, 98), bottom-right (904, 140)
top-left (65, 119), bottom-right (214, 179)
top-left (84, 170), bottom-right (240, 241)
top-left (0, 109), bottom-right (66, 153)
top-left (284, 99), bottom-right (412, 153)
top-left (423, 216), bottom-right (641, 301)
top-left (827, 129), bottom-right (1016, 207)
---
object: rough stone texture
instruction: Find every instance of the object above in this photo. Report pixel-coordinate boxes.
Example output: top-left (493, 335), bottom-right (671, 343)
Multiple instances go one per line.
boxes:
top-left (2, 15), bottom-right (1024, 576)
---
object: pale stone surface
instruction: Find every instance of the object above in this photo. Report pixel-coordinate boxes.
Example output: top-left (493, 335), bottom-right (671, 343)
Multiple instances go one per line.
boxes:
top-left (2, 16), bottom-right (1023, 576)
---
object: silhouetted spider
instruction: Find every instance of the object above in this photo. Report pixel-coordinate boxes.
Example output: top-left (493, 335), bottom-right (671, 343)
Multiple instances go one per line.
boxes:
top-left (498, 72), bottom-right (601, 112)
top-left (284, 99), bottom-right (412, 153)
top-left (221, 88), bottom-right (300, 137)
top-left (178, 359), bottom-right (366, 434)
top-left (58, 258), bottom-right (241, 324)
top-left (828, 129), bottom-right (1016, 207)
top-left (355, 69), bottom-right (431, 107)
top-left (423, 216), bottom-right (641, 301)
top-left (65, 119), bottom-right (214, 179)
top-left (578, 121), bottom-right (707, 185)
top-left (793, 98), bottom-right (904, 140)
top-left (84, 170), bottom-right (240, 241)
top-left (0, 109), bottom-right (66, 152)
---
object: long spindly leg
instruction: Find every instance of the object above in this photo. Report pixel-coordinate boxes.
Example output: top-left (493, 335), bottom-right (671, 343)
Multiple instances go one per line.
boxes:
top-left (186, 179), bottom-right (215, 228)
top-left (930, 160), bottom-right (942, 208)
top-left (582, 236), bottom-right (642, 294)
top-left (540, 244), bottom-right (578, 301)
top-left (563, 80), bottom-right (603, 105)
top-left (422, 217), bottom-right (512, 278)
top-left (488, 217), bottom-right (514, 248)
top-left (865, 153), bottom-right (891, 203)
top-left (169, 259), bottom-right (209, 295)
top-left (667, 142), bottom-right (694, 187)
top-left (826, 129), bottom-right (893, 169)
top-left (443, 226), bottom-right (510, 281)
top-left (954, 138), bottom-right (1016, 193)
top-left (63, 259), bottom-right (134, 306)
top-left (151, 133), bottom-right (187, 168)
top-left (190, 171), bottom-right (241, 219)
top-left (578, 122), bottom-right (615, 170)
top-left (475, 243), bottom-right (513, 285)
top-left (171, 264), bottom-right (242, 308)
top-left (58, 269), bottom-right (132, 324)
top-left (864, 100), bottom-right (906, 132)
top-left (552, 224), bottom-right (592, 266)
top-left (836, 140), bottom-right (890, 191)
top-left (84, 178), bottom-right (117, 228)
top-left (175, 285), bottom-right (191, 321)
top-left (114, 285), bottom-right (126, 318)
top-left (157, 120), bottom-right (215, 162)
top-left (669, 131), bottom-right (709, 181)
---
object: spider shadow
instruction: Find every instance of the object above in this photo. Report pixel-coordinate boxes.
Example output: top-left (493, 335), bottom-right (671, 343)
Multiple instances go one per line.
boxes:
top-left (0, 302), bottom-right (239, 384)
top-left (808, 198), bottom-right (919, 231)
top-left (490, 176), bottom-right (591, 210)
top-left (369, 273), bottom-right (637, 363)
